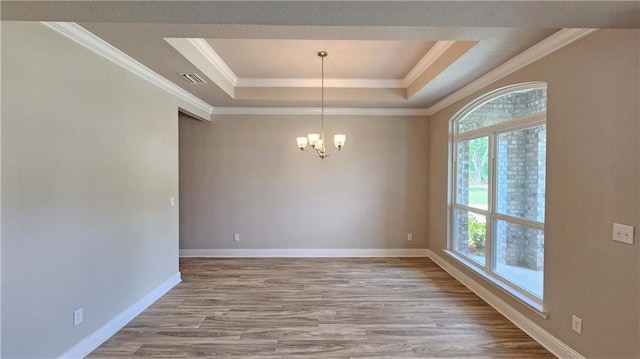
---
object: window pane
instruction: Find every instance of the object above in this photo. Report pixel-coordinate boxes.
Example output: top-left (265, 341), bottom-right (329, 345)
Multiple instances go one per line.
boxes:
top-left (493, 219), bottom-right (544, 298)
top-left (456, 137), bottom-right (488, 210)
top-left (496, 124), bottom-right (546, 222)
top-left (453, 209), bottom-right (486, 266)
top-left (457, 88), bottom-right (546, 134)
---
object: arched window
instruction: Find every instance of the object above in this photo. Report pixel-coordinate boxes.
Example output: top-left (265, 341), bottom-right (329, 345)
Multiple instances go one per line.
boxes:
top-left (450, 82), bottom-right (547, 307)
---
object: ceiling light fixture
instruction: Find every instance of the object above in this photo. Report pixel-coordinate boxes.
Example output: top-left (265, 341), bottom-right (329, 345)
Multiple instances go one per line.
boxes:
top-left (296, 51), bottom-right (346, 159)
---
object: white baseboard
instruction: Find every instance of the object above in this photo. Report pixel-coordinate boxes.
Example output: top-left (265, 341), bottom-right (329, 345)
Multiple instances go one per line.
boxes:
top-left (180, 248), bottom-right (429, 258)
top-left (426, 249), bottom-right (584, 359)
top-left (59, 272), bottom-right (182, 359)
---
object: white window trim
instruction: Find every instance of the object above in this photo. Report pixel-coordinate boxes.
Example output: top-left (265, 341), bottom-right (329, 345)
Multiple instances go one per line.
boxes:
top-left (447, 83), bottom-right (548, 316)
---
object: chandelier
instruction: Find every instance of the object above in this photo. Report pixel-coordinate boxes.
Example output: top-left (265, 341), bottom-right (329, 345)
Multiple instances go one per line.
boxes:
top-left (296, 51), bottom-right (346, 159)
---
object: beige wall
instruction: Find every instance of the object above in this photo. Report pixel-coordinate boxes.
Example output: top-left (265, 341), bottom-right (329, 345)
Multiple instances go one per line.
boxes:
top-left (1, 22), bottom-right (180, 358)
top-left (428, 29), bottom-right (640, 358)
top-left (179, 113), bottom-right (429, 250)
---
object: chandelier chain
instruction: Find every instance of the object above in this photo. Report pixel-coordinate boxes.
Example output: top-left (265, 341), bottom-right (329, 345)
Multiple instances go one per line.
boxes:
top-left (320, 53), bottom-right (325, 142)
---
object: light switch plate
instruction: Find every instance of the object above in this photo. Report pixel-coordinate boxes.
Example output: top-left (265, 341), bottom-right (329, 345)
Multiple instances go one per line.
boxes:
top-left (571, 315), bottom-right (582, 334)
top-left (613, 223), bottom-right (634, 245)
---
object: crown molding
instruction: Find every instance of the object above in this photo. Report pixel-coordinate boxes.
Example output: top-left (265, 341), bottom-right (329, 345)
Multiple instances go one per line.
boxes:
top-left (41, 22), bottom-right (214, 118)
top-left (188, 38), bottom-right (239, 86)
top-left (211, 107), bottom-right (430, 116)
top-left (403, 40), bottom-right (455, 87)
top-left (41, 23), bottom-right (594, 121)
top-left (236, 78), bottom-right (404, 88)
top-left (425, 28), bottom-right (597, 116)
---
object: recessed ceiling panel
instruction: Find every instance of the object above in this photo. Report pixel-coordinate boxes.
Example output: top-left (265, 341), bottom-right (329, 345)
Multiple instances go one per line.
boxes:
top-left (206, 39), bottom-right (435, 79)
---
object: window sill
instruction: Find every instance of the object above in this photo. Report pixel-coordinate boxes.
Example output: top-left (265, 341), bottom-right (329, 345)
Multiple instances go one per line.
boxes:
top-left (443, 250), bottom-right (549, 319)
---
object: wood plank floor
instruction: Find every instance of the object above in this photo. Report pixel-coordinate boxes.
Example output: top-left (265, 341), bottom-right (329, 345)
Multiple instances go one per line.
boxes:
top-left (89, 257), bottom-right (554, 358)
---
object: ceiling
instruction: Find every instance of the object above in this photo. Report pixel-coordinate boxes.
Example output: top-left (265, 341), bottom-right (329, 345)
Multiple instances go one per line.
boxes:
top-left (204, 39), bottom-right (437, 79)
top-left (3, 1), bottom-right (638, 112)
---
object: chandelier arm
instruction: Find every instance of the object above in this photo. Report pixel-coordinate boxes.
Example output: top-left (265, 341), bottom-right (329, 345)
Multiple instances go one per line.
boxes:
top-left (303, 148), bottom-right (321, 157)
top-left (323, 147), bottom-right (339, 158)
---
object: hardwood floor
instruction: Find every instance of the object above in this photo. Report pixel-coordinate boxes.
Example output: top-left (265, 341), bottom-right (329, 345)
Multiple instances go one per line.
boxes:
top-left (89, 257), bottom-right (554, 358)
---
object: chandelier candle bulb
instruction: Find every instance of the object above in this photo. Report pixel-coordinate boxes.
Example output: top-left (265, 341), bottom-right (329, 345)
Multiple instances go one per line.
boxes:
top-left (307, 133), bottom-right (320, 146)
top-left (334, 134), bottom-right (346, 148)
top-left (296, 137), bottom-right (308, 150)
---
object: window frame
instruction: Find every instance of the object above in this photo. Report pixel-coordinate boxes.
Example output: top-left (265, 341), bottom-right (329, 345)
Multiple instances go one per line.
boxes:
top-left (447, 82), bottom-right (548, 316)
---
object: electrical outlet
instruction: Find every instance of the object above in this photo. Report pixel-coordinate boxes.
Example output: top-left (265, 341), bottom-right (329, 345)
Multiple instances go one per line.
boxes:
top-left (170, 196), bottom-right (176, 207)
top-left (571, 315), bottom-right (582, 334)
top-left (233, 234), bottom-right (240, 242)
top-left (612, 223), bottom-right (634, 245)
top-left (74, 308), bottom-right (83, 327)
top-left (407, 234), bottom-right (413, 241)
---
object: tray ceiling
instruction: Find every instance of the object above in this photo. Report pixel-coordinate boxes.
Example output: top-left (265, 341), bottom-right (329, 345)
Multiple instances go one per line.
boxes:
top-left (3, 1), bottom-right (636, 112)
